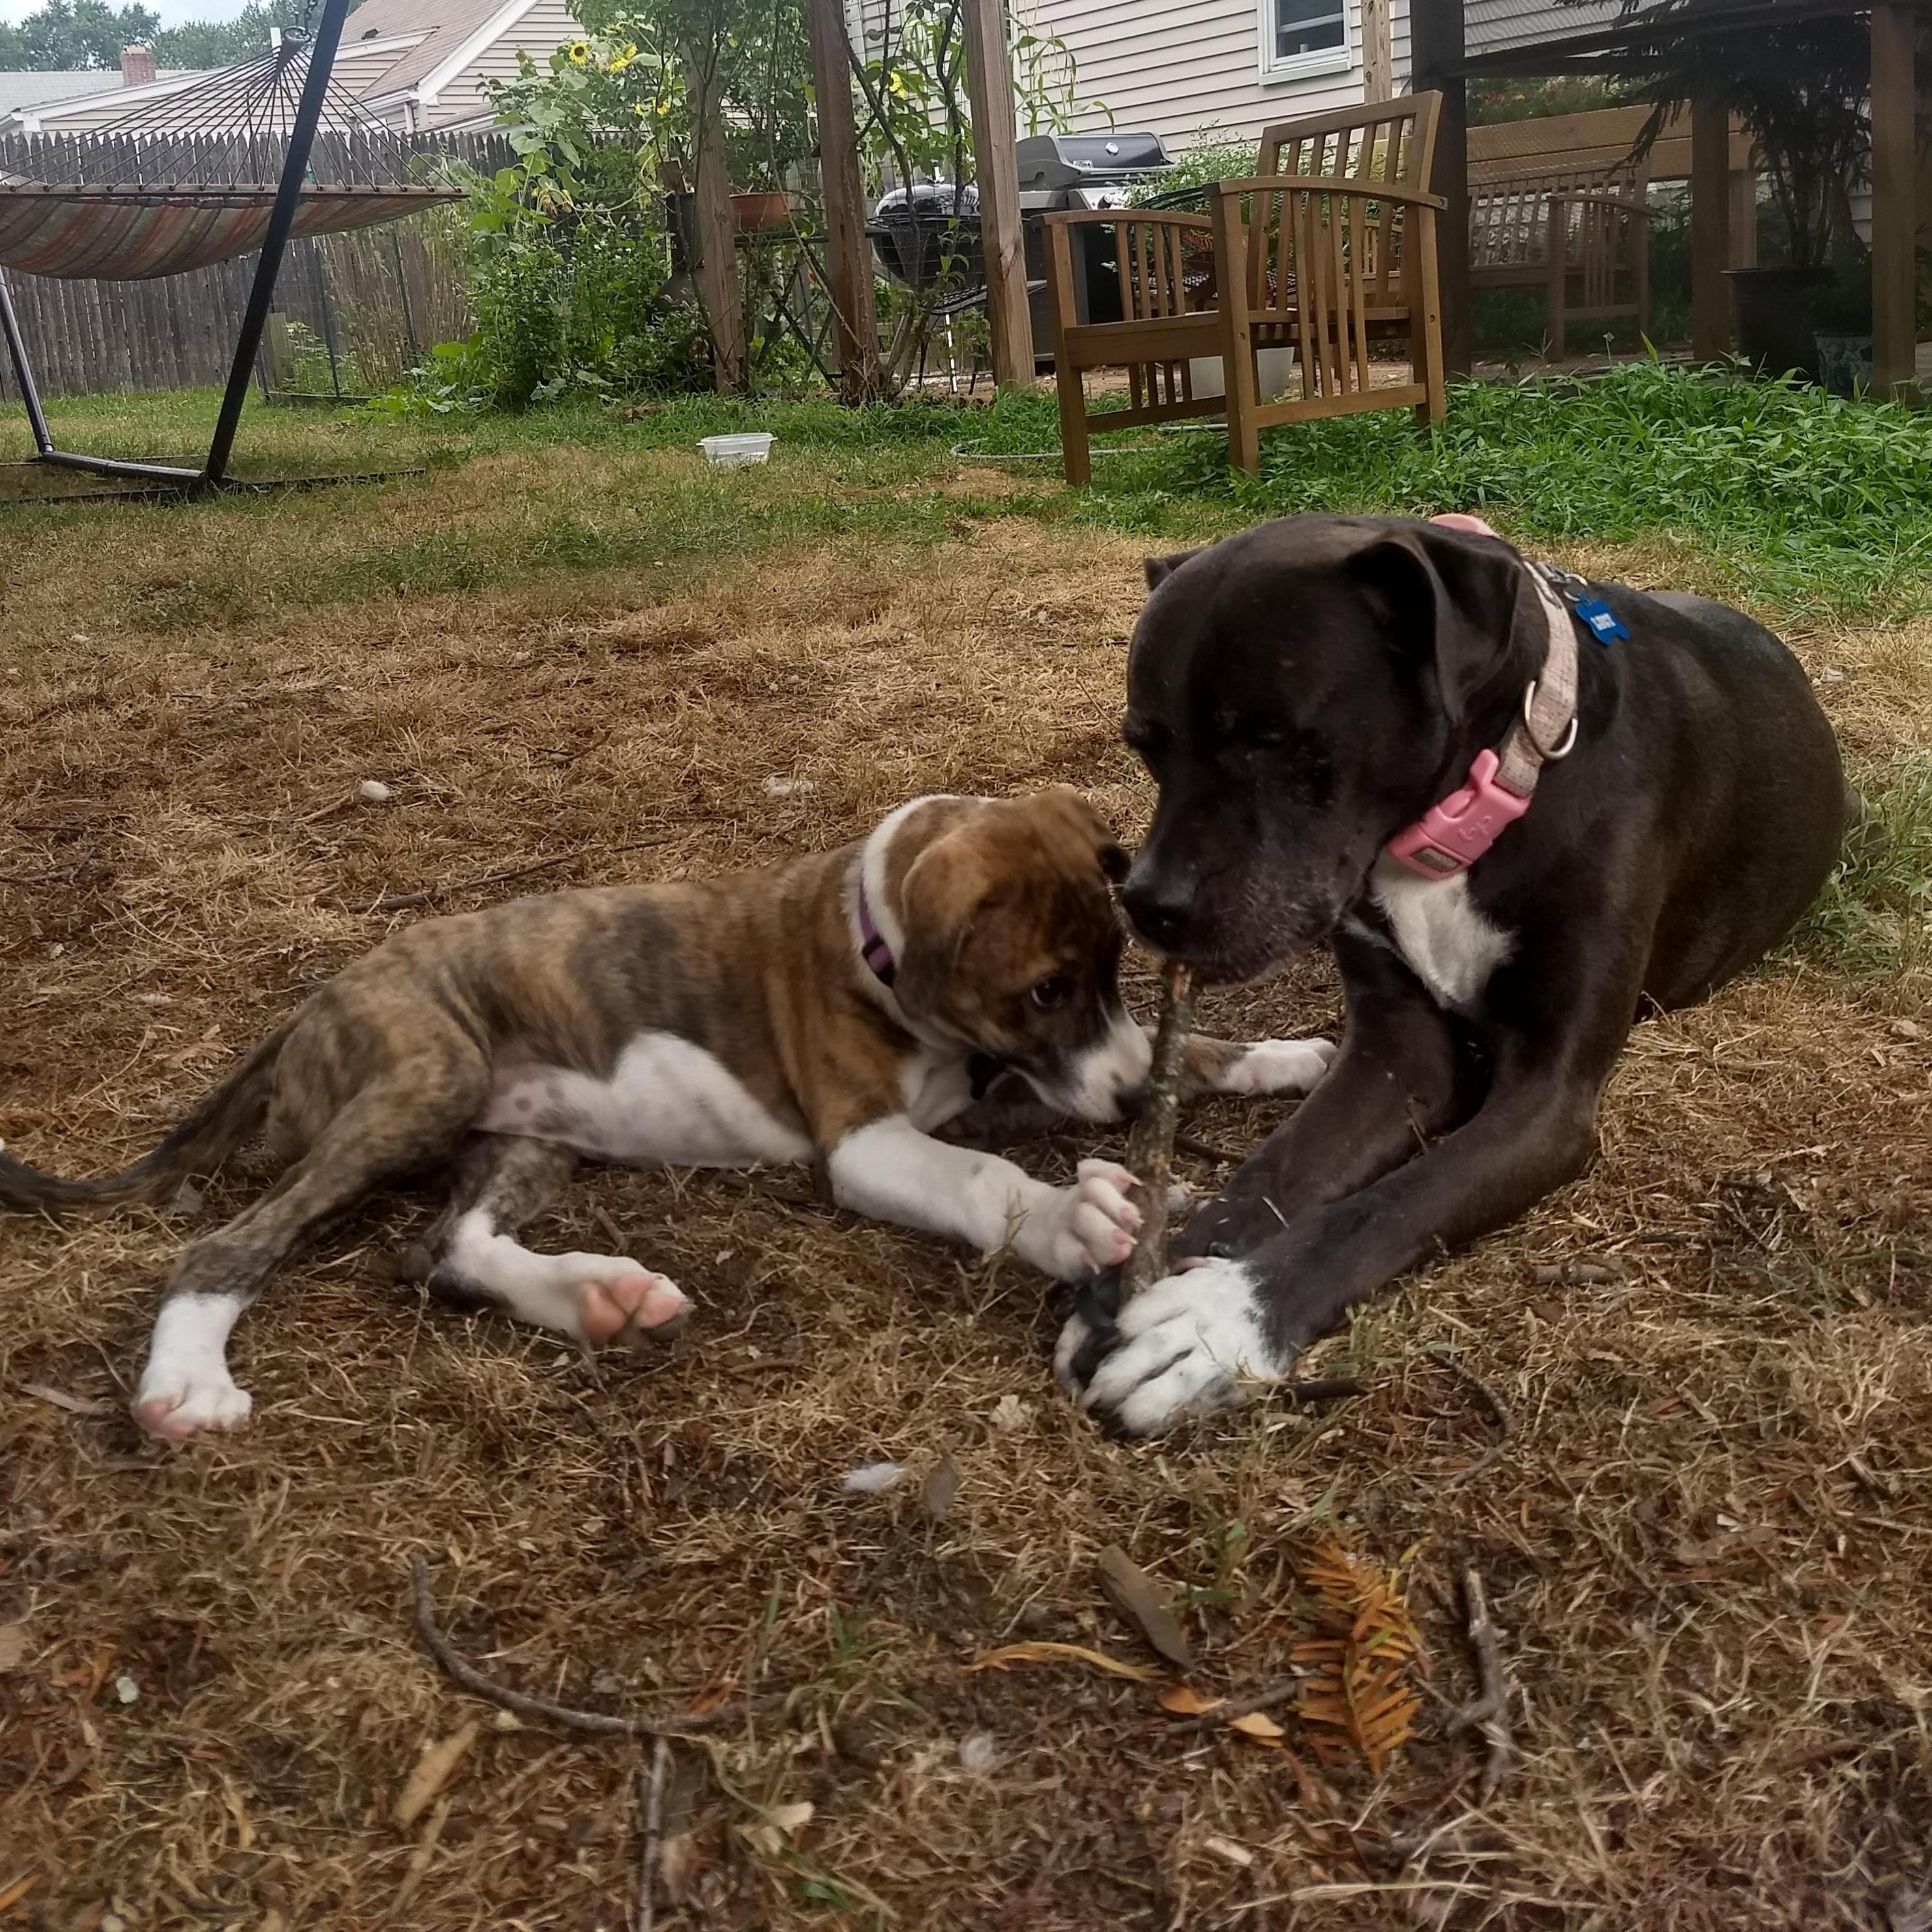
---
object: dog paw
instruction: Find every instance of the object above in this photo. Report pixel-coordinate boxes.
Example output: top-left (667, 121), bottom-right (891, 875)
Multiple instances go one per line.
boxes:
top-left (134, 1366), bottom-right (253, 1440)
top-left (1061, 1259), bottom-right (1285, 1436)
top-left (575, 1263), bottom-right (692, 1347)
top-left (1023, 1158), bottom-right (1143, 1280)
top-left (1220, 1037), bottom-right (1336, 1097)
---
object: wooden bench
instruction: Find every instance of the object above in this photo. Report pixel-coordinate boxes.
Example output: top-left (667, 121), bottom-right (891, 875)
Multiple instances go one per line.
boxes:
top-left (1042, 94), bottom-right (1447, 482)
top-left (1469, 161), bottom-right (1650, 355)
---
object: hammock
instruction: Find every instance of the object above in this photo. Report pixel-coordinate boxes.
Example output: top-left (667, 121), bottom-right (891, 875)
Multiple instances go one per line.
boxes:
top-left (0, 0), bottom-right (468, 493)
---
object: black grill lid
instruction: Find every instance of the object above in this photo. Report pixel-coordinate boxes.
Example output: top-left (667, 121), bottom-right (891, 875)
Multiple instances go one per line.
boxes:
top-left (1014, 131), bottom-right (1171, 189)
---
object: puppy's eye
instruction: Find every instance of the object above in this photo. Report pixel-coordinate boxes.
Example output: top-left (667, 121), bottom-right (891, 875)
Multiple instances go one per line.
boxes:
top-left (1029, 974), bottom-right (1075, 1012)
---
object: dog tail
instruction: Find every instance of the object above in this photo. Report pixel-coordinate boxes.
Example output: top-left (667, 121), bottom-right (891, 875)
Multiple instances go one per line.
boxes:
top-left (0, 1022), bottom-right (291, 1213)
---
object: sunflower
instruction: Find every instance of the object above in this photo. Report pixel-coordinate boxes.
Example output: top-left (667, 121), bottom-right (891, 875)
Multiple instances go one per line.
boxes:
top-left (887, 68), bottom-right (907, 97)
top-left (566, 38), bottom-right (590, 63)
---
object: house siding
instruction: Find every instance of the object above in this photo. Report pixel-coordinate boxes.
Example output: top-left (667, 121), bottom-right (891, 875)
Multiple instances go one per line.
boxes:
top-left (1021, 0), bottom-right (1411, 153)
top-left (421, 0), bottom-right (584, 128)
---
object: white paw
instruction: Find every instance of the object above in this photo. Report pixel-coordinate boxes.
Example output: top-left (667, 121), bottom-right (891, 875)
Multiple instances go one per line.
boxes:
top-left (569, 1259), bottom-right (692, 1346)
top-left (134, 1364), bottom-right (253, 1440)
top-left (1021, 1158), bottom-right (1143, 1280)
top-left (1067, 1260), bottom-right (1284, 1436)
top-left (1221, 1038), bottom-right (1336, 1098)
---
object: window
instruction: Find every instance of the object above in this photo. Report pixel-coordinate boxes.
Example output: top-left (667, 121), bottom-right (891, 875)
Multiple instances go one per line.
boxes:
top-left (1260, 0), bottom-right (1350, 80)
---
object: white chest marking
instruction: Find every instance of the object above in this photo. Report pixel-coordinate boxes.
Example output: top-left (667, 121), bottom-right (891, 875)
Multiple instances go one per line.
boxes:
top-left (1369, 857), bottom-right (1513, 1010)
top-left (480, 1032), bottom-right (813, 1169)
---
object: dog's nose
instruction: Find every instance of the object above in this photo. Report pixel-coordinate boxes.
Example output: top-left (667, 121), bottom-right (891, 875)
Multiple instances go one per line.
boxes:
top-left (1121, 876), bottom-right (1192, 953)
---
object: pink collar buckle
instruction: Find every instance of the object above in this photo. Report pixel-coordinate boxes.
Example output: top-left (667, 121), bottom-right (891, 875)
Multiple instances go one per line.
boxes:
top-left (1385, 748), bottom-right (1532, 879)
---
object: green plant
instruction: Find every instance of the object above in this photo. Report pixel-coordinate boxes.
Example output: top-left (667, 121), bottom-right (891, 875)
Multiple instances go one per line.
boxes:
top-left (1126, 128), bottom-right (1256, 207)
top-left (1599, 7), bottom-right (1869, 270)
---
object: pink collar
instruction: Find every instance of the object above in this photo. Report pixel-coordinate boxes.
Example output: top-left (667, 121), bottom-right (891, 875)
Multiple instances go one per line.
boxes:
top-left (1384, 514), bottom-right (1580, 880)
top-left (856, 877), bottom-right (897, 986)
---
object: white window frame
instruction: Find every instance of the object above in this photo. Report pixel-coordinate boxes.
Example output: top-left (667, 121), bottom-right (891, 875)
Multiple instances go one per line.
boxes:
top-left (1257, 0), bottom-right (1353, 84)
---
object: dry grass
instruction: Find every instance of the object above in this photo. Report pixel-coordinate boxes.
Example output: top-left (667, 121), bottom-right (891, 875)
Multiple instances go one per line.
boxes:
top-left (3, 445), bottom-right (1930, 1932)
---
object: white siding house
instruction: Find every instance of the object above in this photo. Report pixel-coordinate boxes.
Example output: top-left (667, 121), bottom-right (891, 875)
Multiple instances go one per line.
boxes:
top-left (1021, 0), bottom-right (1414, 153)
top-left (0, 0), bottom-right (585, 138)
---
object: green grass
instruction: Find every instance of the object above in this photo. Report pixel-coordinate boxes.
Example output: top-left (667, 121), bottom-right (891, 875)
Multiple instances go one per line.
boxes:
top-left (9, 362), bottom-right (1932, 624)
top-left (1786, 759), bottom-right (1932, 977)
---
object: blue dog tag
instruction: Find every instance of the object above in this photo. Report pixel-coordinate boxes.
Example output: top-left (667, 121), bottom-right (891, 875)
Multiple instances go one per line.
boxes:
top-left (1570, 596), bottom-right (1628, 643)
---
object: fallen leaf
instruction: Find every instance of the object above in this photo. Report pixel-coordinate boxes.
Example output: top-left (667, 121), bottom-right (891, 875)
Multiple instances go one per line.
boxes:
top-left (988, 1394), bottom-right (1031, 1432)
top-left (840, 1461), bottom-right (907, 1495)
top-left (0, 1876), bottom-right (39, 1914)
top-left (1158, 1683), bottom-right (1219, 1715)
top-left (393, 1794), bottom-right (452, 1908)
top-left (0, 1626), bottom-right (25, 1674)
top-left (18, 1382), bottom-right (112, 1417)
top-left (1096, 1545), bottom-right (1192, 1670)
top-left (1230, 1710), bottom-right (1287, 1741)
top-left (764, 1800), bottom-right (813, 1837)
top-left (659, 1832), bottom-right (701, 1903)
top-left (1203, 1834), bottom-right (1256, 1867)
top-left (920, 1454), bottom-right (959, 1524)
top-left (393, 1721), bottom-right (478, 1826)
top-left (967, 1641), bottom-right (1159, 1683)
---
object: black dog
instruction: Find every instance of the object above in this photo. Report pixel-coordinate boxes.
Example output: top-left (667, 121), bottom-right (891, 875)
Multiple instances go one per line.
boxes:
top-left (1060, 513), bottom-right (1847, 1435)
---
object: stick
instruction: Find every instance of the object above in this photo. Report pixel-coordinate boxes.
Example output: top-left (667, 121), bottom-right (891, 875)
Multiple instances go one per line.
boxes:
top-left (1165, 1674), bottom-right (1303, 1736)
top-left (1454, 1566), bottom-right (1513, 1800)
top-left (357, 836), bottom-right (676, 916)
top-left (635, 1736), bottom-right (671, 1932)
top-left (410, 1555), bottom-right (741, 1739)
top-left (1436, 1352), bottom-right (1514, 1483)
top-left (1119, 960), bottom-right (1196, 1303)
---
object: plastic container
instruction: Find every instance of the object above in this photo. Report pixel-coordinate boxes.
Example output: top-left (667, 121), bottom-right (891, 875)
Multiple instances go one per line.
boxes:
top-left (699, 432), bottom-right (774, 468)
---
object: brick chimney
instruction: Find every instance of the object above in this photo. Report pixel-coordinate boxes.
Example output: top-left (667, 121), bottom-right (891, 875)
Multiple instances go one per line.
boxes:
top-left (121, 44), bottom-right (157, 87)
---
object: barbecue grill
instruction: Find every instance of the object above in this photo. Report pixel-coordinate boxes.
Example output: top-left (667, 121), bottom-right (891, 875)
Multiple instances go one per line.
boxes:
top-left (1016, 132), bottom-right (1173, 361)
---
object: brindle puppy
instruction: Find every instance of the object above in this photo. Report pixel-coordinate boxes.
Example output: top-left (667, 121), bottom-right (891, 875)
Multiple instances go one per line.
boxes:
top-left (3, 789), bottom-right (1334, 1440)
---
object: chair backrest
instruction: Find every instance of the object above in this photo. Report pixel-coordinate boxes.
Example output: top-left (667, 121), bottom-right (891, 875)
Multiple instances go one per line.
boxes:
top-left (1470, 163), bottom-right (1647, 269)
top-left (1257, 92), bottom-right (1443, 195)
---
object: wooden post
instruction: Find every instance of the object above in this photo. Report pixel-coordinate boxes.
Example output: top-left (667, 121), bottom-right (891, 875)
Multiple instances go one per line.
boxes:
top-left (961, 0), bottom-right (1034, 387)
top-left (804, 0), bottom-right (879, 403)
top-left (1211, 187), bottom-right (1260, 472)
top-left (686, 43), bottom-right (746, 394)
top-left (1362, 0), bottom-right (1393, 102)
top-left (1410, 0), bottom-right (1470, 377)
top-left (1871, 3), bottom-right (1918, 397)
top-left (1689, 95), bottom-right (1730, 361)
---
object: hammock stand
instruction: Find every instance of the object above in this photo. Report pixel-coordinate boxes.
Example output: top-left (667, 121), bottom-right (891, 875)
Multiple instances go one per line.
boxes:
top-left (0, 0), bottom-right (462, 496)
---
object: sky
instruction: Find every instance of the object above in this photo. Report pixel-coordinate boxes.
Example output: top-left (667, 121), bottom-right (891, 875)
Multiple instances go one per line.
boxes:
top-left (0, 0), bottom-right (257, 27)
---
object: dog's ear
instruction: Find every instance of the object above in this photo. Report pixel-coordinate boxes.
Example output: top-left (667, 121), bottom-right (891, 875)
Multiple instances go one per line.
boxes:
top-left (1143, 550), bottom-right (1201, 591)
top-left (1348, 522), bottom-right (1541, 724)
top-left (893, 825), bottom-right (994, 1008)
top-left (1025, 786), bottom-right (1130, 884)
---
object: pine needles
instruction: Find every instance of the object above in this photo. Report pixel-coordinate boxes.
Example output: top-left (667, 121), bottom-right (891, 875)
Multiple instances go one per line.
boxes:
top-left (1292, 1536), bottom-right (1428, 1777)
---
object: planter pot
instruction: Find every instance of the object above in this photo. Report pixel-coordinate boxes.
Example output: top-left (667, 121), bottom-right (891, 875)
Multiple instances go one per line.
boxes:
top-left (1727, 265), bottom-right (1831, 380)
top-left (1814, 331), bottom-right (1874, 397)
top-left (731, 190), bottom-right (793, 233)
top-left (1186, 346), bottom-right (1299, 402)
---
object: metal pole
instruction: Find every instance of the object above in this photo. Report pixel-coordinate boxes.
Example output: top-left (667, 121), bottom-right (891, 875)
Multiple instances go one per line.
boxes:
top-left (199, 0), bottom-right (354, 489)
top-left (0, 269), bottom-right (55, 456)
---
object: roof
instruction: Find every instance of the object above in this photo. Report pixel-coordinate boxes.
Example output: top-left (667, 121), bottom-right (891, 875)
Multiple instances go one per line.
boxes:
top-left (334, 0), bottom-right (513, 100)
top-left (0, 68), bottom-right (199, 115)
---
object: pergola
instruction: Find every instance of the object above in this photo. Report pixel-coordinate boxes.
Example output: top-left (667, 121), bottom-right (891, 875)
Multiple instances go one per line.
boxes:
top-left (1411, 0), bottom-right (1925, 396)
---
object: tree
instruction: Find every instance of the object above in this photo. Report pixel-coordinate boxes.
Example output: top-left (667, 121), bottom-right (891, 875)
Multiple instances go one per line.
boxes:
top-left (0, 0), bottom-right (161, 70)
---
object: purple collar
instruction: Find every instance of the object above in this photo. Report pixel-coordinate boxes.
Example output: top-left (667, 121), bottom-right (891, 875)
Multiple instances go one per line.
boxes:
top-left (857, 877), bottom-right (897, 987)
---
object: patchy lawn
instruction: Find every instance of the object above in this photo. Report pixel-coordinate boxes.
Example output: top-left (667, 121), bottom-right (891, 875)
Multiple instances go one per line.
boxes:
top-left (2, 388), bottom-right (1929, 1932)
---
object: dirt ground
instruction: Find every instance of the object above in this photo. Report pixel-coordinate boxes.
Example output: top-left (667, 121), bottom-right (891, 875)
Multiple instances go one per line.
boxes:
top-left (3, 466), bottom-right (1930, 1931)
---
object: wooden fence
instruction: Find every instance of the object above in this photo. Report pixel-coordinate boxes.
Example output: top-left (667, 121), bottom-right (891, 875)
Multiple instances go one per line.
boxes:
top-left (0, 210), bottom-right (472, 401)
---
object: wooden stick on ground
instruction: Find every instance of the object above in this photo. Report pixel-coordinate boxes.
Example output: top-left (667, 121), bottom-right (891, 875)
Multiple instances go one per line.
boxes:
top-left (1164, 1673), bottom-right (1304, 1736)
top-left (410, 1554), bottom-right (742, 1739)
top-left (1455, 1565), bottom-right (1514, 1800)
top-left (635, 1735), bottom-right (671, 1932)
top-left (1120, 960), bottom-right (1196, 1303)
top-left (1436, 1351), bottom-right (1515, 1484)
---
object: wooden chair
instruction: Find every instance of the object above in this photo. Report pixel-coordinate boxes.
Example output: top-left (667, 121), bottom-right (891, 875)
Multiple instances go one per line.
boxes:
top-left (1468, 161), bottom-right (1650, 356)
top-left (1043, 93), bottom-right (1447, 483)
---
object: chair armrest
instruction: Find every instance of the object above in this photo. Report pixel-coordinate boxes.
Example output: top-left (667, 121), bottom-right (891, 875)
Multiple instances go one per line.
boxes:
top-left (1040, 207), bottom-right (1212, 233)
top-left (1211, 175), bottom-right (1447, 210)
